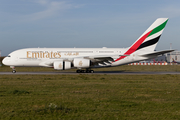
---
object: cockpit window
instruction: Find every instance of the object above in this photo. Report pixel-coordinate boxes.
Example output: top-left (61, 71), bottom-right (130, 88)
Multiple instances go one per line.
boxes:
top-left (7, 55), bottom-right (11, 57)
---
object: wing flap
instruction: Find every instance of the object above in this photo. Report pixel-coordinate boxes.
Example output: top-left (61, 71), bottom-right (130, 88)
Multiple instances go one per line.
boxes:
top-left (85, 54), bottom-right (129, 63)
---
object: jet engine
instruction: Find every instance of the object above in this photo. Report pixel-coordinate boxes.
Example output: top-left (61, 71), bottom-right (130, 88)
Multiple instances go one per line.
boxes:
top-left (53, 61), bottom-right (71, 70)
top-left (73, 58), bottom-right (91, 68)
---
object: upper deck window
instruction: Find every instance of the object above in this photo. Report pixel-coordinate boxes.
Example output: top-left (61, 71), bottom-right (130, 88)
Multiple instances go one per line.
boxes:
top-left (99, 51), bottom-right (114, 53)
top-left (57, 51), bottom-right (93, 53)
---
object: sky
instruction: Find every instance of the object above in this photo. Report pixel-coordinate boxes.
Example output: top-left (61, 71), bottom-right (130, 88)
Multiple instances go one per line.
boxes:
top-left (1, 0), bottom-right (180, 56)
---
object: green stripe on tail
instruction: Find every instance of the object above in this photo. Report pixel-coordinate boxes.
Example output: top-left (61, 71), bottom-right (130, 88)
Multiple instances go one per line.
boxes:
top-left (148, 19), bottom-right (168, 37)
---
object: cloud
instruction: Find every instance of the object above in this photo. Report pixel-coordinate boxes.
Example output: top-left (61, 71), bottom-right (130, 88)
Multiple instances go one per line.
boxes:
top-left (0, 0), bottom-right (85, 30)
top-left (24, 0), bottom-right (75, 21)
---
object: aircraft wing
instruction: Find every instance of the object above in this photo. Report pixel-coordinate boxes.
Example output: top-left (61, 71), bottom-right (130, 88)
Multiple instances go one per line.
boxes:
top-left (85, 55), bottom-right (129, 64)
top-left (140, 49), bottom-right (174, 57)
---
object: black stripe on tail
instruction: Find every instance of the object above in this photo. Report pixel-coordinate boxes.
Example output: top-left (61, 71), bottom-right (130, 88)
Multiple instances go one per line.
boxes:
top-left (136, 35), bottom-right (161, 51)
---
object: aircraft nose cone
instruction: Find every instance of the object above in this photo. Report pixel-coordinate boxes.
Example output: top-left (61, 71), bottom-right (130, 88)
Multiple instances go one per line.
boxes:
top-left (2, 57), bottom-right (10, 66)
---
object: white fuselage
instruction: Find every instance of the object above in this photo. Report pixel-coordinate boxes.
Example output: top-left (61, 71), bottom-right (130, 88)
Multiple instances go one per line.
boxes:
top-left (2, 47), bottom-right (150, 68)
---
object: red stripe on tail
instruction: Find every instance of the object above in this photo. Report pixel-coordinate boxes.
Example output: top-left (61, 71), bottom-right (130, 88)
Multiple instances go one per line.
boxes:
top-left (115, 30), bottom-right (152, 62)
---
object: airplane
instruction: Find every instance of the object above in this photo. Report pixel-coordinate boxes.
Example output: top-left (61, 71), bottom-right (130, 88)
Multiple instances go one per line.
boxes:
top-left (2, 18), bottom-right (174, 73)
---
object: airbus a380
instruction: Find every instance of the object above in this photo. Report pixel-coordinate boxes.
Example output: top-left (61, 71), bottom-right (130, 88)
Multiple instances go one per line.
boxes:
top-left (3, 18), bottom-right (174, 73)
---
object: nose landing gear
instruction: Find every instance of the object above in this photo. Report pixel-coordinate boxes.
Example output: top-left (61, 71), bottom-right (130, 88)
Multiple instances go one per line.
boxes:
top-left (10, 66), bottom-right (16, 73)
top-left (12, 70), bottom-right (16, 73)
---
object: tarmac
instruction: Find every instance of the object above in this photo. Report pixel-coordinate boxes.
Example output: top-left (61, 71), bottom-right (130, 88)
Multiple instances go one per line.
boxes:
top-left (0, 71), bottom-right (180, 75)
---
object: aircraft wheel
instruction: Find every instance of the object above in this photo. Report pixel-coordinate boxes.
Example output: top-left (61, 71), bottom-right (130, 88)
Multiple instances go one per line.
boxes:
top-left (12, 70), bottom-right (16, 73)
top-left (86, 70), bottom-right (90, 73)
top-left (77, 70), bottom-right (94, 73)
top-left (85, 70), bottom-right (94, 73)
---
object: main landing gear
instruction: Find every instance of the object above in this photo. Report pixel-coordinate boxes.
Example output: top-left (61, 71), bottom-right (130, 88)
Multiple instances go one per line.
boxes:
top-left (10, 66), bottom-right (16, 73)
top-left (76, 69), bottom-right (94, 73)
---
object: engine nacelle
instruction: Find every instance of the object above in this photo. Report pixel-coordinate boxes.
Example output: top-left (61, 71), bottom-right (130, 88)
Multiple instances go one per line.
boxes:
top-left (73, 58), bottom-right (91, 68)
top-left (53, 61), bottom-right (71, 70)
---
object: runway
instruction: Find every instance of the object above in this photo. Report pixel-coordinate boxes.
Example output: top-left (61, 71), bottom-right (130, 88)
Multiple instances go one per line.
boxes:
top-left (0, 71), bottom-right (180, 75)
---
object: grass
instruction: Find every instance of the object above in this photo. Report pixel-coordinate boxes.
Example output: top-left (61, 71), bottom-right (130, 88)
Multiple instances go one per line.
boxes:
top-left (0, 74), bottom-right (180, 119)
top-left (1, 58), bottom-right (180, 119)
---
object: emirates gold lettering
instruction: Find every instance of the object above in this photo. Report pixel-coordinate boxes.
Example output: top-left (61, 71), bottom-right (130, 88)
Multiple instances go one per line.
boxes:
top-left (53, 52), bottom-right (57, 58)
top-left (27, 51), bottom-right (31, 58)
top-left (27, 51), bottom-right (62, 58)
top-left (32, 52), bottom-right (39, 58)
top-left (64, 52), bottom-right (79, 56)
top-left (57, 53), bottom-right (61, 58)
top-left (46, 52), bottom-right (50, 58)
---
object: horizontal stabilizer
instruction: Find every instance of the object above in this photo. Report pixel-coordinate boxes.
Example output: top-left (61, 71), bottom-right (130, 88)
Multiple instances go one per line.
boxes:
top-left (140, 49), bottom-right (174, 57)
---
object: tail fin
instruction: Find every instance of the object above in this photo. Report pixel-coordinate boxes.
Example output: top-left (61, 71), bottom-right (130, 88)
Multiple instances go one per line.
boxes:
top-left (128, 18), bottom-right (168, 53)
top-left (115, 18), bottom-right (168, 62)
